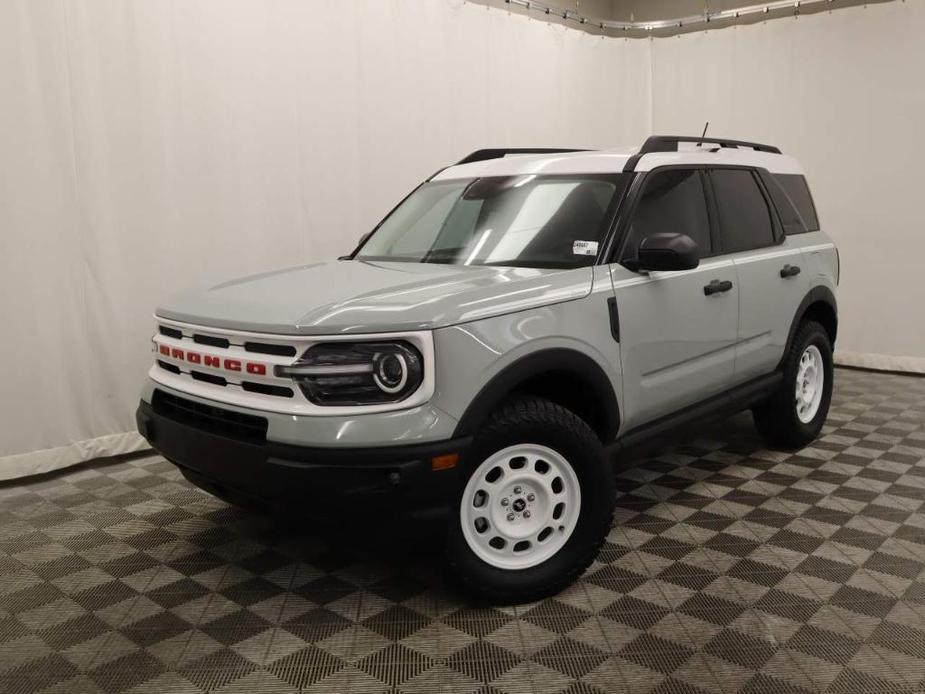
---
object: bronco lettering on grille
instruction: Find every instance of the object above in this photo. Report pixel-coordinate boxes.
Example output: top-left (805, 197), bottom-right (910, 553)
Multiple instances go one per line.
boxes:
top-left (158, 344), bottom-right (268, 376)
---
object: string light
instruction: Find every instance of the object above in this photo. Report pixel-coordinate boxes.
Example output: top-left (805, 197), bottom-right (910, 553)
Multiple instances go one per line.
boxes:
top-left (499, 0), bottom-right (838, 33)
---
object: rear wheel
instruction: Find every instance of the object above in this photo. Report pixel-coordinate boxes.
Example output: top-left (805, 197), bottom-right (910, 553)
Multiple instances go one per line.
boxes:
top-left (446, 397), bottom-right (615, 604)
top-left (753, 320), bottom-right (833, 449)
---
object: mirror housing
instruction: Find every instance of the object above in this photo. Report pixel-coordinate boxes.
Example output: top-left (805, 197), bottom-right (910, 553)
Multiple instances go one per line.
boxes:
top-left (628, 232), bottom-right (699, 272)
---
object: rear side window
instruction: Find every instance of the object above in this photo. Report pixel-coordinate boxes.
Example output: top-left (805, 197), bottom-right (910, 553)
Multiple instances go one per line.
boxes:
top-left (773, 174), bottom-right (820, 231)
top-left (760, 172), bottom-right (805, 235)
top-left (623, 168), bottom-right (712, 259)
top-left (711, 169), bottom-right (775, 253)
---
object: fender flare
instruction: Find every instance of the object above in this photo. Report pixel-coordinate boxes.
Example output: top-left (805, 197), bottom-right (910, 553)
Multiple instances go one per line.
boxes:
top-left (779, 285), bottom-right (838, 369)
top-left (453, 348), bottom-right (620, 443)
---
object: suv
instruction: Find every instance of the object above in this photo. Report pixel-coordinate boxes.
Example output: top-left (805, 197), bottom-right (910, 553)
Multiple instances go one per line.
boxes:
top-left (137, 135), bottom-right (838, 603)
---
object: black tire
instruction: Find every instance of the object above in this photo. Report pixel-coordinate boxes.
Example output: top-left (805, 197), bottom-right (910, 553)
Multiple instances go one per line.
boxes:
top-left (446, 397), bottom-right (616, 604)
top-left (753, 320), bottom-right (833, 449)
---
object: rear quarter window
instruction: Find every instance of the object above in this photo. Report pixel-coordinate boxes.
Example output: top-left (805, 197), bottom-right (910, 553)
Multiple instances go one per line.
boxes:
top-left (761, 172), bottom-right (806, 236)
top-left (773, 174), bottom-right (820, 232)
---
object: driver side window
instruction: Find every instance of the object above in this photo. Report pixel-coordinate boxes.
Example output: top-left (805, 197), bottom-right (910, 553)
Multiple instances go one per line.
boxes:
top-left (622, 168), bottom-right (712, 262)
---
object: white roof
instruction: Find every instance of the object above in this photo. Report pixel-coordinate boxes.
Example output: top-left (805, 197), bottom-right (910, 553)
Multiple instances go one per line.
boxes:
top-left (432, 142), bottom-right (804, 181)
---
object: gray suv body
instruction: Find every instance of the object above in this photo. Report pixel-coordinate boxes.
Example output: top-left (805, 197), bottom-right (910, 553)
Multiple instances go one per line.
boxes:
top-left (137, 136), bottom-right (838, 602)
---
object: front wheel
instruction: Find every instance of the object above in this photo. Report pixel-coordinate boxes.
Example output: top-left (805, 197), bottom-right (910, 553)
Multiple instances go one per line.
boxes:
top-left (753, 320), bottom-right (834, 449)
top-left (446, 398), bottom-right (615, 604)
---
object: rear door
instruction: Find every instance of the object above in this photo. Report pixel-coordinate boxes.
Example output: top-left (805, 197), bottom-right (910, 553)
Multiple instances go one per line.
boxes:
top-left (611, 167), bottom-right (739, 430)
top-left (708, 168), bottom-right (809, 383)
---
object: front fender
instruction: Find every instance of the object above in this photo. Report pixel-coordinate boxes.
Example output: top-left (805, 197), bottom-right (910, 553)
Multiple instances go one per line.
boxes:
top-left (429, 280), bottom-right (623, 442)
top-left (452, 346), bottom-right (620, 441)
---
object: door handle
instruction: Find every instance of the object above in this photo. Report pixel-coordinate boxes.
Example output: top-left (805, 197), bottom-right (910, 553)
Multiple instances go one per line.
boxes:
top-left (780, 264), bottom-right (801, 278)
top-left (703, 279), bottom-right (733, 296)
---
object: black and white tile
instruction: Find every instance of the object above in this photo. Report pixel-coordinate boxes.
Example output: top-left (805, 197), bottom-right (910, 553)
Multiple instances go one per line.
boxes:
top-left (2, 368), bottom-right (925, 693)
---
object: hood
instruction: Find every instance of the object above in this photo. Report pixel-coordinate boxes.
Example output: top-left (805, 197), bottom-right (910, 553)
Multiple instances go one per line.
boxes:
top-left (156, 260), bottom-right (592, 335)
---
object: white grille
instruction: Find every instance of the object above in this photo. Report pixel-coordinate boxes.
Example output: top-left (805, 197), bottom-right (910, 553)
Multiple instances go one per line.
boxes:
top-left (150, 317), bottom-right (435, 416)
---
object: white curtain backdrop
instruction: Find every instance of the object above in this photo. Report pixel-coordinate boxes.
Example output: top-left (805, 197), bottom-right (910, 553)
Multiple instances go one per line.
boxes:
top-left (2, 0), bottom-right (923, 480)
top-left (0, 0), bottom-right (651, 479)
top-left (650, 0), bottom-right (925, 374)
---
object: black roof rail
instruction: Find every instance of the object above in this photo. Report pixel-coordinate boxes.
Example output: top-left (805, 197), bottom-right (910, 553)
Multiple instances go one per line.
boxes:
top-left (623, 135), bottom-right (781, 172)
top-left (456, 148), bottom-right (589, 166)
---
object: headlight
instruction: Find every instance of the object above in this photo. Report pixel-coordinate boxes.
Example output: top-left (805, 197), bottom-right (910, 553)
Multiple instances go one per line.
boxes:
top-left (276, 341), bottom-right (424, 406)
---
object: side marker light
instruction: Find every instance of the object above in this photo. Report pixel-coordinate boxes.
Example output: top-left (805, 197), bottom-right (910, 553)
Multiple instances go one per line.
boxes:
top-left (431, 454), bottom-right (459, 471)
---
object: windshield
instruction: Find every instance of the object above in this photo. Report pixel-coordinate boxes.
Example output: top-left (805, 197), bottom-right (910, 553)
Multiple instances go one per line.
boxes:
top-left (356, 174), bottom-right (628, 269)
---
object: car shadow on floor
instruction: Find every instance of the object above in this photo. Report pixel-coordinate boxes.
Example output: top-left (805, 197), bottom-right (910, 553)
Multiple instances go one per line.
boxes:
top-left (204, 410), bottom-right (769, 594)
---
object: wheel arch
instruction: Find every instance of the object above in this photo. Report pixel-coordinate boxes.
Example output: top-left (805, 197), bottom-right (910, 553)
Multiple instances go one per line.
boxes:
top-left (779, 286), bottom-right (838, 370)
top-left (453, 348), bottom-right (620, 444)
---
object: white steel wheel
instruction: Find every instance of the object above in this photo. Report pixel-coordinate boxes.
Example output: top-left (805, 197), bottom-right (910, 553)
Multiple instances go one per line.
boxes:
top-left (460, 443), bottom-right (581, 570)
top-left (795, 344), bottom-right (824, 423)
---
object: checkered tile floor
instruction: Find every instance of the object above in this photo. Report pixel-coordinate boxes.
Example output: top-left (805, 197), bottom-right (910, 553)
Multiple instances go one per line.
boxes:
top-left (2, 368), bottom-right (925, 693)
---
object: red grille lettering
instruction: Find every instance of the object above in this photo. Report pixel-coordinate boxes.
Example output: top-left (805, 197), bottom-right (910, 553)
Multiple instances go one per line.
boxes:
top-left (156, 343), bottom-right (270, 380)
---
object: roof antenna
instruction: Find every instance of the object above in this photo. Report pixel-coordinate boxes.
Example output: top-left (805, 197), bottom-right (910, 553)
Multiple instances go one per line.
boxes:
top-left (697, 121), bottom-right (710, 147)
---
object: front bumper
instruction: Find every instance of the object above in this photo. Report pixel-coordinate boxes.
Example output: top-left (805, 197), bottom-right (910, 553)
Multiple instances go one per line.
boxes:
top-left (136, 393), bottom-right (469, 520)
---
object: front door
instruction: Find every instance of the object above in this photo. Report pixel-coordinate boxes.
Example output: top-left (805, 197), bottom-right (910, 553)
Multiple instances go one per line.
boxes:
top-left (611, 167), bottom-right (739, 431)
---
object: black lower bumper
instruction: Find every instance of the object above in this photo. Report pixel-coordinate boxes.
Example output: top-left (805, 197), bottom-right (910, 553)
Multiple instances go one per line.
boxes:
top-left (136, 396), bottom-right (469, 520)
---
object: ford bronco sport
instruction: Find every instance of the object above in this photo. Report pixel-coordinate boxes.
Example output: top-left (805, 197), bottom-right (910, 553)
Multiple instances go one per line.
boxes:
top-left (137, 135), bottom-right (838, 603)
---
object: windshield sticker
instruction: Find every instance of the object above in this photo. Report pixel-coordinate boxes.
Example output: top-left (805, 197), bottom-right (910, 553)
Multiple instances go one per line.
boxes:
top-left (572, 240), bottom-right (599, 256)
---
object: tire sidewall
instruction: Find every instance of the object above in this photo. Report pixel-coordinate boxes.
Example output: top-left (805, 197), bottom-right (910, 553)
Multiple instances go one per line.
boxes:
top-left (447, 409), bottom-right (613, 600)
top-left (786, 324), bottom-right (834, 439)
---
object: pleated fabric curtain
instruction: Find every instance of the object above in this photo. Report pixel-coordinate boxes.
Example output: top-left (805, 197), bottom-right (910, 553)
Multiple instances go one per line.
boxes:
top-left (649, 0), bottom-right (925, 373)
top-left (0, 0), bottom-right (650, 479)
top-left (3, 0), bottom-right (924, 480)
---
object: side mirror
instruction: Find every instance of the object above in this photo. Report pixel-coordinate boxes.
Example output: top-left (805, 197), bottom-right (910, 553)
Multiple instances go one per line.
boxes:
top-left (629, 232), bottom-right (699, 272)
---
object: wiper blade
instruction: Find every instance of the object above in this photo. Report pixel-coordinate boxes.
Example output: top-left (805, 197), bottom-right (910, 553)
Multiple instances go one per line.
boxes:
top-left (420, 248), bottom-right (464, 263)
